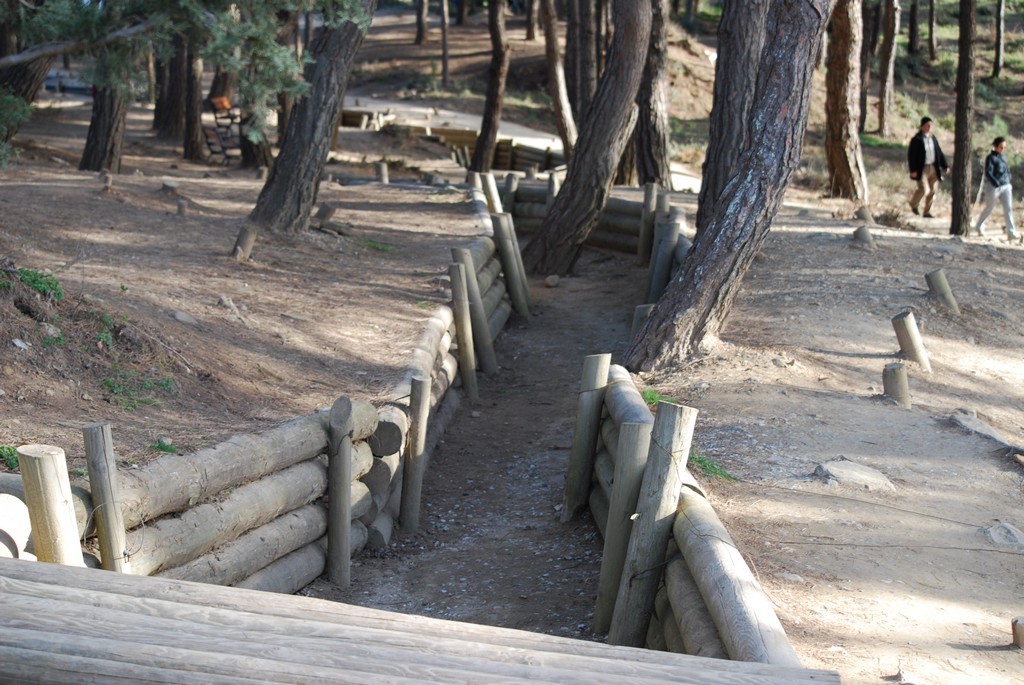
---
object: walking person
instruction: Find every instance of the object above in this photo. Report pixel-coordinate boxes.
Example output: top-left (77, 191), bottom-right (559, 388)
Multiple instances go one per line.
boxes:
top-left (907, 116), bottom-right (950, 218)
top-left (975, 136), bottom-right (1021, 243)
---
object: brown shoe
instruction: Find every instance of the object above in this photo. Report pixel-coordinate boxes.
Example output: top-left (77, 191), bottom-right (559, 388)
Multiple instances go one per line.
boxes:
top-left (923, 212), bottom-right (935, 218)
top-left (910, 206), bottom-right (920, 215)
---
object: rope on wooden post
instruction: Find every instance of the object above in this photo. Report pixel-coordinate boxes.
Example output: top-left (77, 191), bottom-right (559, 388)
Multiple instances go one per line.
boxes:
top-left (891, 310), bottom-right (932, 372)
top-left (561, 354), bottom-right (612, 522)
top-left (925, 268), bottom-right (960, 315)
top-left (400, 376), bottom-right (432, 534)
top-left (448, 263), bottom-right (479, 403)
top-left (327, 398), bottom-right (354, 587)
top-left (82, 422), bottom-right (130, 573)
top-left (17, 444), bottom-right (86, 567)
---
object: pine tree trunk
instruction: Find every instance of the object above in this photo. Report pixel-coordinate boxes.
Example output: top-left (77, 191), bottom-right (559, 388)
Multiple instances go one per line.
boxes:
top-left (876, 0), bottom-right (899, 137)
top-left (623, 0), bottom-right (831, 372)
top-left (520, 0), bottom-right (652, 275)
top-left (695, 0), bottom-right (768, 235)
top-left (416, 0), bottom-right (429, 44)
top-left (457, 0), bottom-right (471, 26)
top-left (0, 57), bottom-right (51, 141)
top-left (244, 0), bottom-right (378, 246)
top-left (565, 0), bottom-right (580, 119)
top-left (857, 0), bottom-right (878, 132)
top-left (908, 0), bottom-right (919, 54)
top-left (78, 86), bottom-right (127, 173)
top-left (470, 0), bottom-right (509, 173)
top-left (577, 0), bottom-right (598, 120)
top-left (526, 0), bottom-right (539, 41)
top-left (950, 0), bottom-right (976, 236)
top-left (614, 134), bottom-right (638, 186)
top-left (154, 34), bottom-right (187, 140)
top-left (240, 118), bottom-right (274, 169)
top-left (183, 50), bottom-right (205, 162)
top-left (540, 0), bottom-right (577, 158)
top-left (635, 0), bottom-right (672, 187)
top-left (826, 0), bottom-right (869, 202)
top-left (992, 0), bottom-right (1004, 79)
top-left (927, 0), bottom-right (936, 61)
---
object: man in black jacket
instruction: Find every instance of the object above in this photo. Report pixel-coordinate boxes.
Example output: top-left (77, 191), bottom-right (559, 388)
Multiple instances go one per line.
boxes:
top-left (907, 117), bottom-right (950, 218)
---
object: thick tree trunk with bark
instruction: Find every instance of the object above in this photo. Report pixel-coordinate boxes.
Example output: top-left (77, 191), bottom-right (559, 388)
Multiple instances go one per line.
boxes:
top-left (526, 0), bottom-right (539, 41)
top-left (950, 0), bottom-right (975, 236)
top-left (635, 0), bottom-right (672, 187)
top-left (240, 114), bottom-right (274, 169)
top-left (540, 0), bottom-right (577, 158)
top-left (614, 134), bottom-right (638, 186)
top-left (470, 0), bottom-right (509, 173)
top-left (0, 56), bottom-right (51, 141)
top-left (416, 0), bottom-right (429, 44)
top-left (577, 0), bottom-right (599, 120)
top-left (243, 0), bottom-right (377, 247)
top-left (154, 34), bottom-right (187, 140)
top-left (857, 0), bottom-right (879, 132)
top-left (565, 0), bottom-right (580, 118)
top-left (520, 0), bottom-right (652, 275)
top-left (623, 0), bottom-right (832, 372)
top-left (927, 0), bottom-right (936, 60)
top-left (908, 0), bottom-right (919, 54)
top-left (876, 0), bottom-right (899, 137)
top-left (992, 0), bottom-right (1005, 79)
top-left (78, 86), bottom-right (127, 173)
top-left (695, 0), bottom-right (768, 235)
top-left (826, 0), bottom-right (869, 201)
top-left (183, 49), bottom-right (205, 162)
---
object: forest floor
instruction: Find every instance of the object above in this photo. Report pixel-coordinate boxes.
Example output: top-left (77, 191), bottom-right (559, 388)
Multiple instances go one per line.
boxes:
top-left (1, 7), bottom-right (1023, 685)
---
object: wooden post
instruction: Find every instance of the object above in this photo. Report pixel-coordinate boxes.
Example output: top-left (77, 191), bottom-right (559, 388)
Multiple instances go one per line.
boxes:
top-left (1012, 616), bottom-right (1024, 648)
top-left (499, 214), bottom-right (531, 309)
top-left (882, 362), bottom-right (911, 408)
top-left (594, 420), bottom-right (654, 634)
top-left (327, 397), bottom-right (354, 587)
top-left (656, 190), bottom-right (672, 218)
top-left (545, 173), bottom-right (560, 210)
top-left (400, 375), bottom-right (432, 534)
top-left (502, 173), bottom-right (518, 216)
top-left (492, 214), bottom-right (530, 316)
top-left (561, 353), bottom-right (612, 522)
top-left (176, 197), bottom-right (188, 218)
top-left (467, 171), bottom-right (483, 191)
top-left (451, 247), bottom-right (499, 374)
top-left (925, 268), bottom-right (960, 315)
top-left (637, 182), bottom-right (658, 266)
top-left (609, 402), bottom-right (699, 647)
top-left (0, 494), bottom-right (31, 558)
top-left (448, 263), bottom-right (479, 403)
top-left (82, 422), bottom-right (130, 573)
top-left (17, 445), bottom-right (86, 567)
top-left (483, 173), bottom-right (503, 214)
top-left (646, 218), bottom-right (683, 303)
top-left (852, 225), bottom-right (875, 248)
top-left (375, 161), bottom-right (389, 184)
top-left (891, 310), bottom-right (932, 372)
top-left (630, 304), bottom-right (655, 341)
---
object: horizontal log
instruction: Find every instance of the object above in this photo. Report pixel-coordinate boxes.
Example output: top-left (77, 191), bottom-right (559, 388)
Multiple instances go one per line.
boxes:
top-left (604, 196), bottom-right (644, 217)
top-left (423, 381), bottom-right (461, 475)
top-left (361, 451), bottom-right (402, 501)
top-left (431, 352), bottom-right (460, 408)
top-left (674, 488), bottom-right (801, 666)
top-left (664, 540), bottom-right (728, 659)
top-left (366, 510), bottom-right (394, 551)
top-left (604, 365), bottom-right (654, 427)
top-left (588, 484), bottom-right (609, 538)
top-left (233, 540), bottom-right (326, 594)
top-left (465, 236), bottom-right (497, 273)
top-left (600, 419), bottom-right (619, 464)
top-left (157, 504), bottom-right (327, 586)
top-left (346, 399), bottom-right (380, 442)
top-left (585, 230), bottom-right (639, 254)
top-left (0, 493), bottom-right (33, 556)
top-left (487, 298), bottom-right (512, 343)
top-left (481, 277), bottom-right (507, 321)
top-left (477, 255), bottom-right (503, 297)
top-left (514, 183), bottom-right (548, 204)
top-left (118, 413), bottom-right (329, 529)
top-left (514, 201), bottom-right (548, 219)
top-left (127, 460), bottom-right (328, 576)
top-left (0, 473), bottom-right (94, 538)
top-left (661, 600), bottom-right (687, 655)
top-left (593, 448), bottom-right (614, 503)
top-left (369, 405), bottom-right (408, 457)
top-left (596, 213), bottom-right (641, 236)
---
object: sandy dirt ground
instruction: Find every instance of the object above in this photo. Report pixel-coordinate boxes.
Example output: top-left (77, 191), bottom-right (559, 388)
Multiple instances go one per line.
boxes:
top-left (1, 8), bottom-right (1023, 685)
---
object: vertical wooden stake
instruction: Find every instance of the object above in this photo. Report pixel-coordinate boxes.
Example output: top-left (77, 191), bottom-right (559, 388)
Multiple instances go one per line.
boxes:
top-left (451, 247), bottom-right (499, 374)
top-left (925, 268), bottom-right (960, 315)
top-left (891, 310), bottom-right (932, 372)
top-left (609, 402), bottom-right (699, 647)
top-left (1011, 616), bottom-right (1024, 648)
top-left (176, 198), bottom-right (188, 218)
top-left (449, 263), bottom-right (479, 403)
top-left (631, 304), bottom-right (655, 341)
top-left (882, 363), bottom-right (911, 408)
top-left (502, 173), bottom-right (519, 216)
top-left (17, 444), bottom-right (86, 567)
top-left (546, 173), bottom-right (560, 210)
top-left (852, 225), bottom-right (875, 248)
top-left (499, 214), bottom-right (531, 308)
top-left (467, 171), bottom-right (483, 191)
top-left (483, 173), bottom-right (504, 214)
top-left (492, 214), bottom-right (530, 316)
top-left (375, 161), bottom-right (389, 184)
top-left (594, 420), bottom-right (654, 634)
top-left (82, 422), bottom-right (130, 573)
top-left (327, 398), bottom-right (354, 587)
top-left (637, 182), bottom-right (658, 266)
top-left (526, 165), bottom-right (538, 181)
top-left (400, 376), bottom-right (432, 534)
top-left (656, 189), bottom-right (672, 218)
top-left (561, 353), bottom-right (612, 522)
top-left (646, 218), bottom-right (683, 303)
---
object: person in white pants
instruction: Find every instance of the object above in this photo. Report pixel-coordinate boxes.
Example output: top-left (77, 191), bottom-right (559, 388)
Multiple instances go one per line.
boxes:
top-left (975, 136), bottom-right (1021, 243)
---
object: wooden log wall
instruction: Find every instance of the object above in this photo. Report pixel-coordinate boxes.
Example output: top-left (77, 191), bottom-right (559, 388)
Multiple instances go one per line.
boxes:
top-left (568, 362), bottom-right (801, 667)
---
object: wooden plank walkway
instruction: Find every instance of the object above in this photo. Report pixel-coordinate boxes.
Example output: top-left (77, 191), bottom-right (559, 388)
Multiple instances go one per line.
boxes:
top-left (0, 558), bottom-right (841, 684)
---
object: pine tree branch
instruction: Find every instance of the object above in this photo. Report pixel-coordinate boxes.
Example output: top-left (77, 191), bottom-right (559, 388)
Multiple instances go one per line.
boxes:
top-left (0, 17), bottom-right (162, 71)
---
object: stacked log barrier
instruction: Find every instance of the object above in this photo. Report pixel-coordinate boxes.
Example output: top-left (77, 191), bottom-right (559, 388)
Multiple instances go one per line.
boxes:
top-left (564, 360), bottom-right (801, 666)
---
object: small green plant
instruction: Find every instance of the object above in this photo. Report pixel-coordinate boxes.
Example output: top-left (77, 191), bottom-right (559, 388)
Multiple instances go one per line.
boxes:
top-left (100, 366), bottom-right (176, 411)
top-left (150, 441), bottom-right (177, 453)
top-left (119, 284), bottom-right (129, 295)
top-left (859, 134), bottom-right (904, 150)
top-left (640, 388), bottom-right (677, 408)
top-left (366, 240), bottom-right (394, 252)
top-left (17, 268), bottom-right (64, 302)
top-left (73, 468), bottom-right (87, 478)
top-left (689, 451), bottom-right (737, 481)
top-left (415, 301), bottom-right (432, 309)
top-left (42, 330), bottom-right (65, 348)
top-left (0, 445), bottom-right (18, 471)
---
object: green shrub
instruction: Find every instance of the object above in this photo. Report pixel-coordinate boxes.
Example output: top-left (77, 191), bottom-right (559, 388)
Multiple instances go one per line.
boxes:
top-left (17, 268), bottom-right (64, 302)
top-left (0, 445), bottom-right (18, 471)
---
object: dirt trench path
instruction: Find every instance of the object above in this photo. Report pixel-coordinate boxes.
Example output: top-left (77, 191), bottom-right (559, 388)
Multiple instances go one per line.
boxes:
top-left (305, 248), bottom-right (645, 638)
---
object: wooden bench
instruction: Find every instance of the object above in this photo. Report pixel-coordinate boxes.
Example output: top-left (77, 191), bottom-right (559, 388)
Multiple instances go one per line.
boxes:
top-left (202, 124), bottom-right (239, 164)
top-left (204, 96), bottom-right (240, 140)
